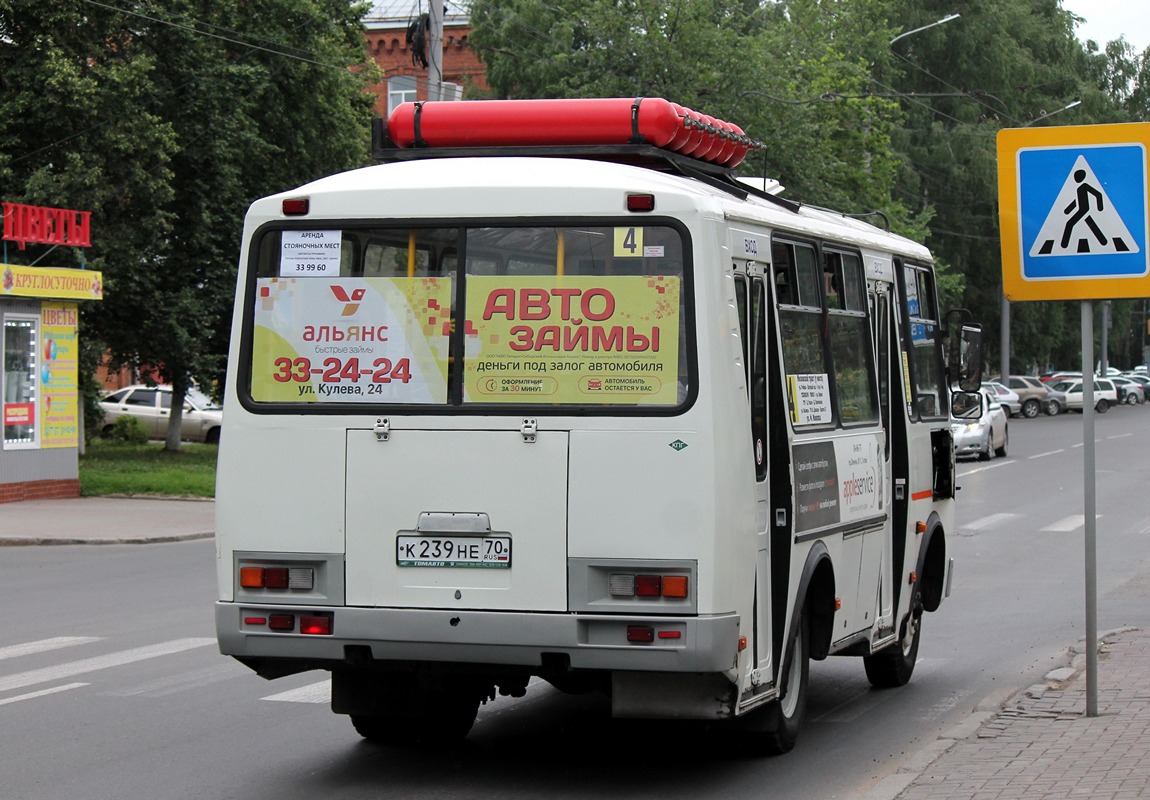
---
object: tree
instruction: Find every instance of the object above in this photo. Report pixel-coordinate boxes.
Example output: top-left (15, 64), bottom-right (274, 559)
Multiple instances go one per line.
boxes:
top-left (469, 0), bottom-right (922, 232)
top-left (0, 0), bottom-right (379, 450)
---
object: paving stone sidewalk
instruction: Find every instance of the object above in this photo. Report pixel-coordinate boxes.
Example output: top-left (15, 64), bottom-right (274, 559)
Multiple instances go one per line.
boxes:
top-left (893, 628), bottom-right (1150, 800)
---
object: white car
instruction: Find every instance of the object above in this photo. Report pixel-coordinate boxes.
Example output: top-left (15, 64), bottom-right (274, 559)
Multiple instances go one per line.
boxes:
top-left (1049, 378), bottom-right (1119, 413)
top-left (951, 390), bottom-right (1008, 461)
top-left (100, 384), bottom-right (223, 443)
top-left (981, 381), bottom-right (1022, 417)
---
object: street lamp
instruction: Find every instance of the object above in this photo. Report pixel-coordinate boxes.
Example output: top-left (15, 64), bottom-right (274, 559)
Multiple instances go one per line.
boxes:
top-left (1025, 100), bottom-right (1082, 127)
top-left (889, 13), bottom-right (960, 47)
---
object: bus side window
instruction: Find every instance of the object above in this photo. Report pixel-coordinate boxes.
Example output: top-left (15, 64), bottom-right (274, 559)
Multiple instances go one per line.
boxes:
top-left (751, 278), bottom-right (768, 480)
top-left (771, 242), bottom-right (794, 305)
top-left (734, 273), bottom-right (750, 388)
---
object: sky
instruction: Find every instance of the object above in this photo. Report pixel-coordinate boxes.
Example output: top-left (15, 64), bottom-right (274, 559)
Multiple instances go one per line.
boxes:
top-left (1061, 0), bottom-right (1150, 53)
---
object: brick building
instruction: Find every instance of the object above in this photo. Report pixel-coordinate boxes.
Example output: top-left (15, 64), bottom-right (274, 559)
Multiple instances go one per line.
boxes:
top-left (363, 0), bottom-right (488, 118)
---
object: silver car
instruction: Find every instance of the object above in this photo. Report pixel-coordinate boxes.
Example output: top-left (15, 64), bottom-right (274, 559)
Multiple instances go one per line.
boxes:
top-left (981, 381), bottom-right (1021, 417)
top-left (951, 390), bottom-right (1008, 461)
top-left (99, 385), bottom-right (223, 443)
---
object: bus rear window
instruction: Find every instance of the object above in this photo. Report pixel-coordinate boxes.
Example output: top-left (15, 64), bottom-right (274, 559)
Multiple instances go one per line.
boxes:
top-left (246, 223), bottom-right (689, 411)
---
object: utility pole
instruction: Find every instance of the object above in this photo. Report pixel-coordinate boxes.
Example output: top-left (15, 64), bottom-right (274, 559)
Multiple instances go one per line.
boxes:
top-left (428, 0), bottom-right (443, 101)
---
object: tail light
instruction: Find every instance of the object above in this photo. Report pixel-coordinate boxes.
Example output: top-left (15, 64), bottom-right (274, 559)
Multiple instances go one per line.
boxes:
top-left (239, 566), bottom-right (314, 590)
top-left (609, 573), bottom-right (690, 600)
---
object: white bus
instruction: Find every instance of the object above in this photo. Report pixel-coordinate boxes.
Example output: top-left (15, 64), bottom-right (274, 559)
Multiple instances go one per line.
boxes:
top-left (215, 98), bottom-right (982, 754)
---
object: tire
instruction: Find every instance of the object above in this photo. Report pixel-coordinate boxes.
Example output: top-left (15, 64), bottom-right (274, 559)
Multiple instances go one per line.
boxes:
top-left (994, 428), bottom-right (1008, 459)
top-left (864, 597), bottom-right (923, 688)
top-left (1021, 399), bottom-right (1040, 418)
top-left (1125, 394), bottom-right (1138, 405)
top-left (205, 427), bottom-right (221, 445)
top-left (977, 431), bottom-right (992, 461)
top-left (1096, 399), bottom-right (1110, 413)
top-left (744, 611), bottom-right (810, 756)
top-left (351, 691), bottom-right (479, 747)
top-left (1046, 400), bottom-right (1061, 415)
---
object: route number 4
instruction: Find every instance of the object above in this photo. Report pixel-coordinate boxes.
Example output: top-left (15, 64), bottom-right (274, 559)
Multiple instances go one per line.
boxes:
top-left (614, 226), bottom-right (643, 257)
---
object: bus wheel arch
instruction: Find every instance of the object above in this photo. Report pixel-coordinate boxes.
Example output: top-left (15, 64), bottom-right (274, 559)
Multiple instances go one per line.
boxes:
top-left (917, 513), bottom-right (947, 613)
top-left (793, 543), bottom-right (836, 662)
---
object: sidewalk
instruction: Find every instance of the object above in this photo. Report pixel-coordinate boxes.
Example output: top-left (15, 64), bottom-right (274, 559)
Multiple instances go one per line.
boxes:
top-left (866, 627), bottom-right (1150, 800)
top-left (0, 496), bottom-right (214, 545)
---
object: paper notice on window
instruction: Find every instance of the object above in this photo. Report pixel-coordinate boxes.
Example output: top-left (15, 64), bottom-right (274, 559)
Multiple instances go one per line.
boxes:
top-left (280, 230), bottom-right (342, 276)
top-left (787, 373), bottom-right (833, 425)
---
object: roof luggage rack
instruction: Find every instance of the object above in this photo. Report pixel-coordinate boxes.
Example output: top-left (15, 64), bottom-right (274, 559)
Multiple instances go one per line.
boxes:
top-left (369, 98), bottom-right (799, 212)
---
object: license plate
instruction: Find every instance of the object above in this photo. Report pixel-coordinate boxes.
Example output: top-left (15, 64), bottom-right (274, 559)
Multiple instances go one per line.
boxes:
top-left (396, 534), bottom-right (512, 568)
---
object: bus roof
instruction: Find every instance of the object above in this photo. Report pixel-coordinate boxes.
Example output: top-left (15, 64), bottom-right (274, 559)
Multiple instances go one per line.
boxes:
top-left (259, 154), bottom-right (932, 263)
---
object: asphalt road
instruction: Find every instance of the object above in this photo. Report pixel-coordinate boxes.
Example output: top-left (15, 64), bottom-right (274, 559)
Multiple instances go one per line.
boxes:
top-left (3, 404), bottom-right (1149, 799)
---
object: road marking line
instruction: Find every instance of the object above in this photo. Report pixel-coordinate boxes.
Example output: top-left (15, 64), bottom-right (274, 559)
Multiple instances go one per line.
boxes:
top-left (1041, 515), bottom-right (1101, 532)
top-left (104, 663), bottom-right (242, 698)
top-left (964, 513), bottom-right (1019, 531)
top-left (262, 680), bottom-right (330, 704)
top-left (1028, 449), bottom-right (1064, 459)
top-left (958, 461), bottom-right (1012, 475)
top-left (0, 637), bottom-right (103, 662)
top-left (0, 682), bottom-right (88, 706)
top-left (0, 638), bottom-right (215, 694)
top-left (1108, 433), bottom-right (1134, 439)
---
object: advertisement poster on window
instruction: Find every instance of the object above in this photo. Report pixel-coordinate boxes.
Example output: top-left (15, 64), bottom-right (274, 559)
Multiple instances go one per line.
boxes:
top-left (463, 275), bottom-right (681, 404)
top-left (40, 302), bottom-right (79, 448)
top-left (250, 277), bottom-right (451, 404)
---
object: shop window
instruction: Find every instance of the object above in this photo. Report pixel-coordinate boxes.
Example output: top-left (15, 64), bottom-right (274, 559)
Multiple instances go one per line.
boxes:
top-left (3, 315), bottom-right (39, 448)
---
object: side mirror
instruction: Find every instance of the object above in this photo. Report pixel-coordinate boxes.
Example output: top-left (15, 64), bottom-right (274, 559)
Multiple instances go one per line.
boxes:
top-left (946, 316), bottom-right (982, 392)
top-left (951, 390), bottom-right (983, 419)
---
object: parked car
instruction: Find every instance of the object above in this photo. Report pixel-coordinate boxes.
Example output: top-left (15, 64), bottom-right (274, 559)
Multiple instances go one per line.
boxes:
top-left (1043, 383), bottom-right (1068, 415)
top-left (100, 384), bottom-right (223, 443)
top-left (981, 381), bottom-right (1022, 417)
top-left (1122, 372), bottom-right (1150, 398)
top-left (951, 390), bottom-right (1008, 461)
top-left (1049, 378), bottom-right (1119, 413)
top-left (1109, 376), bottom-right (1145, 405)
top-left (1003, 375), bottom-right (1052, 418)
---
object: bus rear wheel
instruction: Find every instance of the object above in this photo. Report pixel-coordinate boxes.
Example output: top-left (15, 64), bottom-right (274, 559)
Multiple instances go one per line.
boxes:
top-left (747, 611), bottom-right (810, 755)
top-left (864, 598), bottom-right (922, 688)
top-left (351, 690), bottom-right (479, 747)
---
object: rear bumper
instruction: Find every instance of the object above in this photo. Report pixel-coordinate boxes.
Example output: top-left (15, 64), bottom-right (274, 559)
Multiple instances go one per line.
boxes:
top-left (216, 602), bottom-right (740, 674)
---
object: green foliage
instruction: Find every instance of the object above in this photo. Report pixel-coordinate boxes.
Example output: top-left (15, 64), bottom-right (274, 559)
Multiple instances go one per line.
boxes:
top-left (0, 0), bottom-right (379, 450)
top-left (79, 440), bottom-right (217, 498)
top-left (108, 415), bottom-right (150, 445)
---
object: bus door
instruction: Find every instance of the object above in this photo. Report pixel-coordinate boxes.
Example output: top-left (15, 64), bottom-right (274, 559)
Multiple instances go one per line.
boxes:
top-left (865, 252), bottom-right (896, 634)
top-left (731, 228), bottom-right (774, 690)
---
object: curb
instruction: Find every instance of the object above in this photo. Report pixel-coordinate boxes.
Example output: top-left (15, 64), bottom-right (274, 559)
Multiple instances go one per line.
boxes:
top-left (0, 531), bottom-right (215, 547)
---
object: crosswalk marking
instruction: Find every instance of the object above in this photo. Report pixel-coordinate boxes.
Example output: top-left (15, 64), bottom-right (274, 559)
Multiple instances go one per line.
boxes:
top-left (0, 638), bottom-right (215, 694)
top-left (0, 682), bottom-right (88, 707)
top-left (0, 637), bottom-right (102, 662)
top-left (103, 663), bottom-right (242, 698)
top-left (262, 680), bottom-right (330, 704)
top-left (964, 513), bottom-right (1020, 531)
top-left (1042, 515), bottom-right (1096, 532)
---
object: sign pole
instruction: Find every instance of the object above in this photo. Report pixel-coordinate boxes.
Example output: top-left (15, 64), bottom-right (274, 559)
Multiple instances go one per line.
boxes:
top-left (1081, 300), bottom-right (1098, 717)
top-left (998, 122), bottom-right (1150, 722)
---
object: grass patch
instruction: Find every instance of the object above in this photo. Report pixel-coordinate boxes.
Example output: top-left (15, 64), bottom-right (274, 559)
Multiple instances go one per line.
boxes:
top-left (80, 439), bottom-right (217, 498)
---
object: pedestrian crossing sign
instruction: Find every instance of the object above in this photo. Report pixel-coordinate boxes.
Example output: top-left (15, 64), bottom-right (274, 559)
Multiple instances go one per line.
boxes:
top-left (998, 123), bottom-right (1150, 300)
